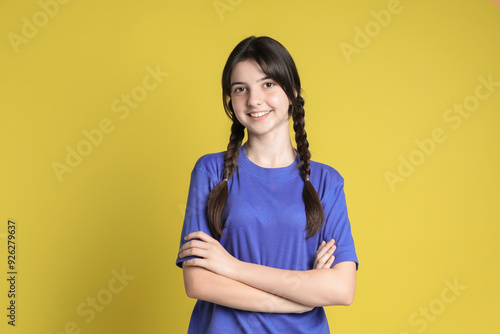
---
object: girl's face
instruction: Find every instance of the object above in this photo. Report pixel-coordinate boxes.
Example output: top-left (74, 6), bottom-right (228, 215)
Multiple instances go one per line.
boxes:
top-left (230, 59), bottom-right (291, 139)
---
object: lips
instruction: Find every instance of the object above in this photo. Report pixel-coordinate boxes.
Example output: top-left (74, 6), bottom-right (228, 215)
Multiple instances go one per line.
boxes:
top-left (248, 110), bottom-right (270, 118)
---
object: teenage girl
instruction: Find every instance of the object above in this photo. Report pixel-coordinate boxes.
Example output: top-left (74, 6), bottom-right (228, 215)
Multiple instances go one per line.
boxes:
top-left (177, 36), bottom-right (358, 333)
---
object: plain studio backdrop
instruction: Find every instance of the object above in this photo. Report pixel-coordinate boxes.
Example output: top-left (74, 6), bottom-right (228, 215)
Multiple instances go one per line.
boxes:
top-left (0, 0), bottom-right (499, 333)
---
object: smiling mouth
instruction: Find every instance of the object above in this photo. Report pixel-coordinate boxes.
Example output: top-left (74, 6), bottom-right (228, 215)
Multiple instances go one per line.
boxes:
top-left (249, 111), bottom-right (270, 118)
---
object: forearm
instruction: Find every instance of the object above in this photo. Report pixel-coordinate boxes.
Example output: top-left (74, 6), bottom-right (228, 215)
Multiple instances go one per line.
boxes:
top-left (183, 266), bottom-right (313, 313)
top-left (179, 231), bottom-right (356, 308)
top-left (230, 261), bottom-right (357, 307)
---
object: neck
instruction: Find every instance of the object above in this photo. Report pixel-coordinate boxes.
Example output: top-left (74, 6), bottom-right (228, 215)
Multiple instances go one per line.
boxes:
top-left (245, 131), bottom-right (296, 168)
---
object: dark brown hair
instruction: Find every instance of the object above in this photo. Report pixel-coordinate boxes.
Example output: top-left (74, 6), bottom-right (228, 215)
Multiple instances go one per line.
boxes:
top-left (207, 36), bottom-right (324, 240)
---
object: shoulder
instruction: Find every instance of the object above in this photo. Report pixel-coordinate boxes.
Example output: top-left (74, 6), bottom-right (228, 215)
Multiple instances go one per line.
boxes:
top-left (310, 160), bottom-right (344, 183)
top-left (192, 151), bottom-right (225, 182)
top-left (310, 160), bottom-right (345, 198)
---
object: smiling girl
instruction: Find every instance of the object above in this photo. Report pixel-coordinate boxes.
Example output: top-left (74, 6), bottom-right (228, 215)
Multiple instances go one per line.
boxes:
top-left (176, 36), bottom-right (358, 333)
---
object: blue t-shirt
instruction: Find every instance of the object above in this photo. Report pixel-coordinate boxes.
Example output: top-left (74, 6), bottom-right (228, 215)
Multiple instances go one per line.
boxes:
top-left (176, 145), bottom-right (358, 333)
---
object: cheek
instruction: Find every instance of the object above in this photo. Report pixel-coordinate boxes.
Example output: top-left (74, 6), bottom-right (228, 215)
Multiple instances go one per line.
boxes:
top-left (230, 99), bottom-right (247, 122)
top-left (269, 93), bottom-right (291, 111)
top-left (231, 98), bottom-right (246, 114)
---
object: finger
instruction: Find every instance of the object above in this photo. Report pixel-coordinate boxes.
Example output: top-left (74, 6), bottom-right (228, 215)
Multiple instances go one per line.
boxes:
top-left (314, 241), bottom-right (332, 268)
top-left (179, 240), bottom-right (212, 258)
top-left (321, 241), bottom-right (336, 259)
top-left (324, 245), bottom-right (336, 268)
top-left (319, 239), bottom-right (335, 252)
top-left (179, 246), bottom-right (209, 259)
top-left (316, 244), bottom-right (337, 268)
top-left (184, 231), bottom-right (213, 242)
top-left (178, 239), bottom-right (209, 254)
top-left (327, 245), bottom-right (337, 260)
top-left (321, 254), bottom-right (335, 269)
top-left (315, 239), bottom-right (335, 260)
top-left (326, 255), bottom-right (335, 268)
top-left (315, 251), bottom-right (330, 269)
top-left (314, 256), bottom-right (326, 269)
top-left (182, 258), bottom-right (206, 268)
top-left (184, 231), bottom-right (211, 241)
top-left (325, 239), bottom-right (336, 248)
top-left (315, 241), bottom-right (330, 260)
top-left (316, 251), bottom-right (333, 268)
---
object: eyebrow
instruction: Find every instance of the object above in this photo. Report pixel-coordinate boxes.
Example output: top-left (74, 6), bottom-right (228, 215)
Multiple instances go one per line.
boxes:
top-left (230, 76), bottom-right (271, 87)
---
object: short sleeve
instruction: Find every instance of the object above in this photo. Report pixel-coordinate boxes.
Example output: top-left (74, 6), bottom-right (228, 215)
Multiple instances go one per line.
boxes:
top-left (175, 159), bottom-right (219, 268)
top-left (320, 176), bottom-right (359, 270)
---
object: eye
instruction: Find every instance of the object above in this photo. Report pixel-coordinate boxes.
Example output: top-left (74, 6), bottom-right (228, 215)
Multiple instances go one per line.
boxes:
top-left (234, 86), bottom-right (246, 93)
top-left (264, 82), bottom-right (275, 88)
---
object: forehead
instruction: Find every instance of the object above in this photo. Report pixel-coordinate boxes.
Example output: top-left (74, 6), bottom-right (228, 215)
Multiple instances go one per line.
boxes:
top-left (230, 59), bottom-right (267, 83)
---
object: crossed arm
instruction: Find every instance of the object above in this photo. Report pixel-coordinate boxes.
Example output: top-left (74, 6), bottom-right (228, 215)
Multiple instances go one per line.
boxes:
top-left (179, 231), bottom-right (357, 313)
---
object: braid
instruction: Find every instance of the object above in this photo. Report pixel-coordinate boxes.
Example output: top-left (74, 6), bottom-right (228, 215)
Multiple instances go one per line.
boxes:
top-left (292, 96), bottom-right (325, 238)
top-left (207, 118), bottom-right (245, 240)
top-left (223, 121), bottom-right (245, 180)
top-left (293, 97), bottom-right (311, 180)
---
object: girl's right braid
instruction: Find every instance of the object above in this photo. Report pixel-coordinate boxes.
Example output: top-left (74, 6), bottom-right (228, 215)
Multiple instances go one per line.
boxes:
top-left (207, 118), bottom-right (245, 240)
top-left (223, 120), bottom-right (245, 180)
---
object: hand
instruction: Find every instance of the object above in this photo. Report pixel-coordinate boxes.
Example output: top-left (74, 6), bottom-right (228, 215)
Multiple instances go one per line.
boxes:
top-left (313, 239), bottom-right (336, 269)
top-left (179, 231), bottom-right (240, 278)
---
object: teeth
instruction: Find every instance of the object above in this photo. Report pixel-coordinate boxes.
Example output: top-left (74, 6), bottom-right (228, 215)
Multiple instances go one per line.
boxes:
top-left (249, 111), bottom-right (270, 117)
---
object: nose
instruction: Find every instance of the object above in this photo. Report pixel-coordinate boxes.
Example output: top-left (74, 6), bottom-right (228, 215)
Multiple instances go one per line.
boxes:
top-left (247, 88), bottom-right (263, 107)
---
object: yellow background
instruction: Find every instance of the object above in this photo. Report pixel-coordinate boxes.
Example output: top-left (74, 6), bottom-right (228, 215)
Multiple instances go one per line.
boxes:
top-left (1, 0), bottom-right (499, 333)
